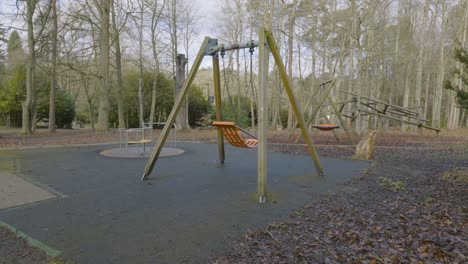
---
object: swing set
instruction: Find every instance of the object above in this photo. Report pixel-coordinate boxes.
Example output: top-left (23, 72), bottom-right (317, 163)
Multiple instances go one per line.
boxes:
top-left (141, 27), bottom-right (325, 203)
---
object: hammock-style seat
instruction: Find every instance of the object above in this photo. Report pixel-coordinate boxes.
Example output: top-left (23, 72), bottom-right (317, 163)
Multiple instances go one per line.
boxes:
top-left (212, 121), bottom-right (258, 148)
top-left (312, 123), bottom-right (340, 131)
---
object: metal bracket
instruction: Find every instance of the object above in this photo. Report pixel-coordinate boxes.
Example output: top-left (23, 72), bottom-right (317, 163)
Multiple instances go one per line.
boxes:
top-left (204, 38), bottom-right (219, 56)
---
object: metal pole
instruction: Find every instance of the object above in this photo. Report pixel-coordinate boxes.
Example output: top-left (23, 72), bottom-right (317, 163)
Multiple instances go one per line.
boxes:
top-left (141, 37), bottom-right (209, 180)
top-left (266, 30), bottom-right (324, 177)
top-left (213, 53), bottom-right (225, 164)
top-left (257, 28), bottom-right (269, 203)
top-left (208, 40), bottom-right (259, 55)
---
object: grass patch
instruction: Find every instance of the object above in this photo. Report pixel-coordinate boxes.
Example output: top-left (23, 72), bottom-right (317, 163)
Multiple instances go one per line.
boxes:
top-left (378, 177), bottom-right (406, 192)
top-left (442, 168), bottom-right (468, 184)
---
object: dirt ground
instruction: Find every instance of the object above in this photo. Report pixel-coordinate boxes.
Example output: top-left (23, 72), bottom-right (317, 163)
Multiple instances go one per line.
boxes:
top-left (0, 127), bottom-right (466, 263)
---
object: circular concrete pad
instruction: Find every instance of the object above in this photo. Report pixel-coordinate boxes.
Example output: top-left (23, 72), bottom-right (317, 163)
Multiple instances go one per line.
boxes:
top-left (100, 147), bottom-right (184, 158)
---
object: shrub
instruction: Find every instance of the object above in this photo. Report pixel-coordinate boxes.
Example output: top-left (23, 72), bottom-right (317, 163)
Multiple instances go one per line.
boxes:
top-left (37, 89), bottom-right (75, 129)
top-left (219, 95), bottom-right (253, 128)
top-left (188, 85), bottom-right (210, 127)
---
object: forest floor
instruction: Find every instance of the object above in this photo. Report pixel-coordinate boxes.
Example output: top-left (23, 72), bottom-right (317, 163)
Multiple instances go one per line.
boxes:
top-left (0, 127), bottom-right (467, 263)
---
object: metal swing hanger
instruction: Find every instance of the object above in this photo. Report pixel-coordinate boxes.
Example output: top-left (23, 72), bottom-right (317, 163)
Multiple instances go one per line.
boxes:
top-left (209, 40), bottom-right (258, 56)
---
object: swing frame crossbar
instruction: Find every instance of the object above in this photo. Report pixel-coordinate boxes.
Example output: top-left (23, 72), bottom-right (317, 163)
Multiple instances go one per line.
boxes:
top-left (141, 27), bottom-right (324, 203)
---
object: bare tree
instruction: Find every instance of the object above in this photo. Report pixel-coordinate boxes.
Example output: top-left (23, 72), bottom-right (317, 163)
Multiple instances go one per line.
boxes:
top-left (93, 0), bottom-right (111, 131)
top-left (110, 0), bottom-right (129, 128)
top-left (149, 0), bottom-right (165, 123)
top-left (48, 0), bottom-right (58, 132)
top-left (22, 0), bottom-right (52, 134)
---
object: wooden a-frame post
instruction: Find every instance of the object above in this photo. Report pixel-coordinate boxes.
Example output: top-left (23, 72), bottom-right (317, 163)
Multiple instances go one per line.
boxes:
top-left (212, 52), bottom-right (225, 164)
top-left (141, 37), bottom-right (211, 180)
top-left (264, 28), bottom-right (324, 176)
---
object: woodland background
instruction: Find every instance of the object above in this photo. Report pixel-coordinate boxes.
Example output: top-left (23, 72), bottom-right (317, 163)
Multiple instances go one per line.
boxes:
top-left (0, 0), bottom-right (466, 134)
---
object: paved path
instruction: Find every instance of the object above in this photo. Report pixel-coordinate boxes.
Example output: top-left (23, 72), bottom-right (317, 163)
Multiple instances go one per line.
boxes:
top-left (0, 151), bottom-right (58, 211)
top-left (0, 143), bottom-right (367, 264)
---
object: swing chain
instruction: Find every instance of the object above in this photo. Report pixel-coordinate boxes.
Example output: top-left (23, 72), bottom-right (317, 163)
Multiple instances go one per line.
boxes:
top-left (220, 45), bottom-right (239, 124)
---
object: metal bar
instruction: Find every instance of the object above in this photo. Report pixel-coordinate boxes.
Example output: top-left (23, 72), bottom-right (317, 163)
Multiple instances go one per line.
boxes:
top-left (257, 28), bottom-right (269, 203)
top-left (237, 126), bottom-right (258, 140)
top-left (266, 30), bottom-right (324, 177)
top-left (212, 54), bottom-right (225, 164)
top-left (208, 40), bottom-right (259, 55)
top-left (141, 37), bottom-right (209, 180)
top-left (339, 103), bottom-right (345, 113)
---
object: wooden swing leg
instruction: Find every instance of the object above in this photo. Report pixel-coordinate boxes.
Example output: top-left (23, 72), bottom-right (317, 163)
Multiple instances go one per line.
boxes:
top-left (257, 28), bottom-right (268, 203)
top-left (213, 54), bottom-right (225, 164)
top-left (141, 37), bottom-right (209, 180)
top-left (265, 30), bottom-right (324, 177)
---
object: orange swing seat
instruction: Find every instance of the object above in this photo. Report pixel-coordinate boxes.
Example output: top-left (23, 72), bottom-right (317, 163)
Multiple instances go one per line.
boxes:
top-left (312, 123), bottom-right (340, 131)
top-left (212, 121), bottom-right (258, 148)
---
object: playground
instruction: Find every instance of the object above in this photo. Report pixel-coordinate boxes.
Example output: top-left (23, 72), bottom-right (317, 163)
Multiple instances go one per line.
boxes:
top-left (0, 27), bottom-right (466, 264)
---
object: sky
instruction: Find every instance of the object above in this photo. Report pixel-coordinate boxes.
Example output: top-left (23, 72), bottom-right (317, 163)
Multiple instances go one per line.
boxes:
top-left (191, 0), bottom-right (222, 68)
top-left (194, 0), bottom-right (221, 38)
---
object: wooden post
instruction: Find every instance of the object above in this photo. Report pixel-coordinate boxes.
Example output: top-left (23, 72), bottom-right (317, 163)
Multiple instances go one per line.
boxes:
top-left (175, 54), bottom-right (188, 130)
top-left (265, 30), bottom-right (324, 176)
top-left (141, 38), bottom-right (209, 180)
top-left (212, 54), bottom-right (225, 164)
top-left (257, 27), bottom-right (269, 203)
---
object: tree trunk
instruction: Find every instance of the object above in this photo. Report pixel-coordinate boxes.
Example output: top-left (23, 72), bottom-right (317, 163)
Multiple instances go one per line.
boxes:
top-left (286, 0), bottom-right (297, 130)
top-left (97, 0), bottom-right (110, 132)
top-left (175, 54), bottom-right (188, 130)
top-left (149, 0), bottom-right (164, 124)
top-left (433, 1), bottom-right (447, 129)
top-left (402, 64), bottom-right (411, 131)
top-left (138, 4), bottom-right (144, 127)
top-left (149, 61), bottom-right (159, 123)
top-left (414, 0), bottom-right (430, 134)
top-left (354, 130), bottom-right (376, 160)
top-left (110, 0), bottom-right (125, 128)
top-left (22, 0), bottom-right (36, 135)
top-left (48, 0), bottom-right (57, 132)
